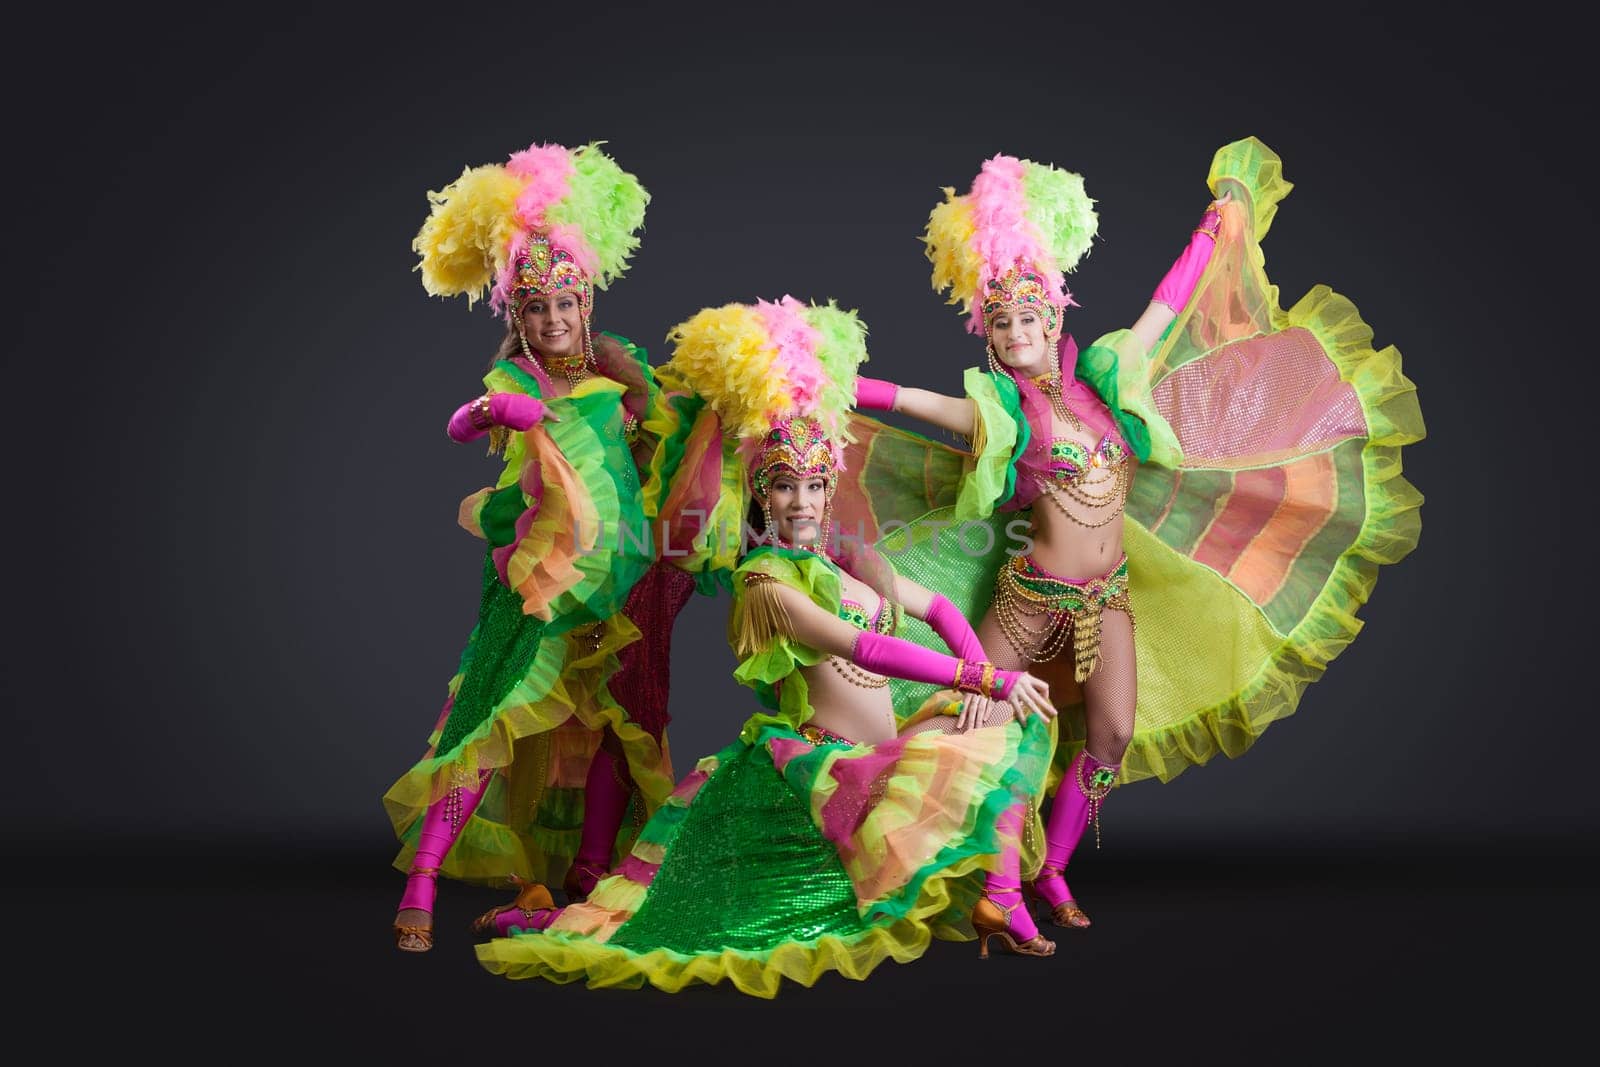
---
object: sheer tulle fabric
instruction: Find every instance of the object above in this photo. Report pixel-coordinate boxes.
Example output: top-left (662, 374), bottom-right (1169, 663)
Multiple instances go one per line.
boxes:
top-left (870, 138), bottom-right (1424, 790)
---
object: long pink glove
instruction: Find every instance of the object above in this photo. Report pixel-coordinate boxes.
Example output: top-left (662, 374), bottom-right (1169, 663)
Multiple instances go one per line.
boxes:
top-left (854, 376), bottom-right (899, 413)
top-left (923, 593), bottom-right (986, 662)
top-left (851, 629), bottom-right (1017, 699)
top-left (1150, 203), bottom-right (1222, 313)
top-left (446, 393), bottom-right (546, 443)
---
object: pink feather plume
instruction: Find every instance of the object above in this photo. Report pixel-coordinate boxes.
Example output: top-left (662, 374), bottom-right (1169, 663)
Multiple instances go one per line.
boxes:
top-left (507, 143), bottom-right (575, 228)
top-left (966, 154), bottom-right (1073, 332)
top-left (755, 296), bottom-right (823, 418)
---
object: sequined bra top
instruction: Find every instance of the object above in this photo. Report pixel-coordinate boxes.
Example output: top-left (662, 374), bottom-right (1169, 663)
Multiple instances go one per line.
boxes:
top-left (1001, 380), bottom-right (1133, 513)
top-left (1047, 431), bottom-right (1129, 485)
top-left (838, 593), bottom-right (896, 635)
top-left (824, 589), bottom-right (899, 700)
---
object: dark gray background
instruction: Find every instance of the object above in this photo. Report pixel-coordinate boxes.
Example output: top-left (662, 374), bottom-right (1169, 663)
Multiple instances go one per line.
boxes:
top-left (8, 5), bottom-right (1590, 847)
top-left (6, 5), bottom-right (1591, 1054)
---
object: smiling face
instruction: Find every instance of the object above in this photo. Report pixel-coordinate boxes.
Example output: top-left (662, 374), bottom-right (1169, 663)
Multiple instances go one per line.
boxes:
top-left (763, 472), bottom-right (830, 547)
top-left (981, 263), bottom-right (1064, 378)
top-left (987, 305), bottom-right (1052, 376)
top-left (520, 291), bottom-right (584, 359)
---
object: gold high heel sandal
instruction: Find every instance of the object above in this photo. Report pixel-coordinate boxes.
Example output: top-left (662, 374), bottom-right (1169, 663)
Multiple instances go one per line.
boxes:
top-left (1026, 866), bottom-right (1092, 929)
top-left (393, 865), bottom-right (439, 953)
top-left (470, 875), bottom-right (556, 936)
top-left (972, 894), bottom-right (1056, 959)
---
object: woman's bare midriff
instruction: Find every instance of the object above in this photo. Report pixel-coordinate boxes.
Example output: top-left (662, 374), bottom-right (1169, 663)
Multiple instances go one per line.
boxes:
top-left (799, 565), bottom-right (901, 745)
top-left (801, 664), bottom-right (900, 745)
top-left (1026, 501), bottom-right (1126, 583)
top-left (978, 429), bottom-right (1135, 673)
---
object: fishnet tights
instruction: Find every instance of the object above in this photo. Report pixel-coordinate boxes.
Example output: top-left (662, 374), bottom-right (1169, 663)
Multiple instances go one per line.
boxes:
top-left (896, 605), bottom-right (1136, 746)
top-left (1082, 608), bottom-right (1135, 765)
top-left (960, 593), bottom-right (1138, 762)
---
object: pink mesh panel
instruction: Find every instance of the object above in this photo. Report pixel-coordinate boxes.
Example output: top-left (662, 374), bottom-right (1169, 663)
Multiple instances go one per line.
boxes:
top-left (608, 562), bottom-right (697, 740)
top-left (1155, 327), bottom-right (1366, 468)
top-left (818, 740), bottom-right (907, 848)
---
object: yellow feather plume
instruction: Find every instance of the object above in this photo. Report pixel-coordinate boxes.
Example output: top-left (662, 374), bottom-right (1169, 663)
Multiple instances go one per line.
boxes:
top-left (412, 164), bottom-right (524, 306)
top-left (923, 193), bottom-right (981, 313)
top-left (663, 305), bottom-right (789, 442)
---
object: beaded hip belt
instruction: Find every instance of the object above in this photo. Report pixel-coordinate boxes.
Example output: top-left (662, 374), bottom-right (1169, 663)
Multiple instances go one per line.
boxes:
top-left (993, 553), bottom-right (1133, 682)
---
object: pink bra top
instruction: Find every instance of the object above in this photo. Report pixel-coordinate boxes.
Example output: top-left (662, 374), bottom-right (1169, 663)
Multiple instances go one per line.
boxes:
top-left (1047, 431), bottom-right (1129, 484)
top-left (838, 592), bottom-right (894, 635)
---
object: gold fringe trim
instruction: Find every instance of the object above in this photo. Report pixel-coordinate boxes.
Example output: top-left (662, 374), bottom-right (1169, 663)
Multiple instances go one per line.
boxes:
top-left (734, 573), bottom-right (795, 656)
top-left (1072, 603), bottom-right (1102, 683)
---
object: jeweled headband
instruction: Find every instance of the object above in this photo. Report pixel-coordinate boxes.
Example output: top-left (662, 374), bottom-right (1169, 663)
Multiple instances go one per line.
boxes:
top-left (750, 415), bottom-right (840, 500)
top-left (982, 264), bottom-right (1063, 342)
top-left (511, 234), bottom-right (593, 318)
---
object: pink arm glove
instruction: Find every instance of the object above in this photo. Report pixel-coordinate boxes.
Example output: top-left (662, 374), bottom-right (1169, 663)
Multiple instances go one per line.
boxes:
top-left (851, 630), bottom-right (1017, 699)
top-left (923, 593), bottom-right (987, 662)
top-left (854, 376), bottom-right (900, 413)
top-left (1150, 203), bottom-right (1222, 313)
top-left (446, 393), bottom-right (546, 443)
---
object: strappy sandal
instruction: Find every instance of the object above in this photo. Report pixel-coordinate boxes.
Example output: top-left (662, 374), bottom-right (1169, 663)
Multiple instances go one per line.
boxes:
top-left (470, 876), bottom-right (556, 936)
top-left (393, 865), bottom-right (439, 953)
top-left (972, 892), bottom-right (1056, 959)
top-left (1026, 865), bottom-right (1092, 929)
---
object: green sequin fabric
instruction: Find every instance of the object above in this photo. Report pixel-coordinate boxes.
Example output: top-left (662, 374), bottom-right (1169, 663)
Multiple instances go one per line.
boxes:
top-left (435, 553), bottom-right (550, 756)
top-left (607, 745), bottom-right (870, 954)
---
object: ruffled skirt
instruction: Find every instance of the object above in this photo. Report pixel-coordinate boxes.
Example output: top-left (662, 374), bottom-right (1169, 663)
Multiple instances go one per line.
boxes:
top-left (476, 717), bottom-right (1051, 997)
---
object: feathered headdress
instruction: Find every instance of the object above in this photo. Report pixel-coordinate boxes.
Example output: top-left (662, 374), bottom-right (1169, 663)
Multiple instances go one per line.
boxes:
top-left (643, 297), bottom-right (869, 574)
top-left (412, 141), bottom-right (649, 323)
top-left (662, 296), bottom-right (867, 496)
top-left (922, 154), bottom-right (1098, 341)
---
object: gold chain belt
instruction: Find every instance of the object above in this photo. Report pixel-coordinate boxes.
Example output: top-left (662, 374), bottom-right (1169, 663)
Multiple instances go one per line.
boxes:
top-left (993, 553), bottom-right (1133, 681)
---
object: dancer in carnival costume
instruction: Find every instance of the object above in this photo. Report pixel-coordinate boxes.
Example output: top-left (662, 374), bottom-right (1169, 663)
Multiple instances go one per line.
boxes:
top-left (852, 138), bottom-right (1424, 932)
top-left (388, 141), bottom-right (699, 953)
top-left (474, 296), bottom-right (1065, 994)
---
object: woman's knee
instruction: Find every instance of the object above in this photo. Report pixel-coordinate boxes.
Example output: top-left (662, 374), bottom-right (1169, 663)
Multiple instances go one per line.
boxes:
top-left (1087, 726), bottom-right (1131, 763)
